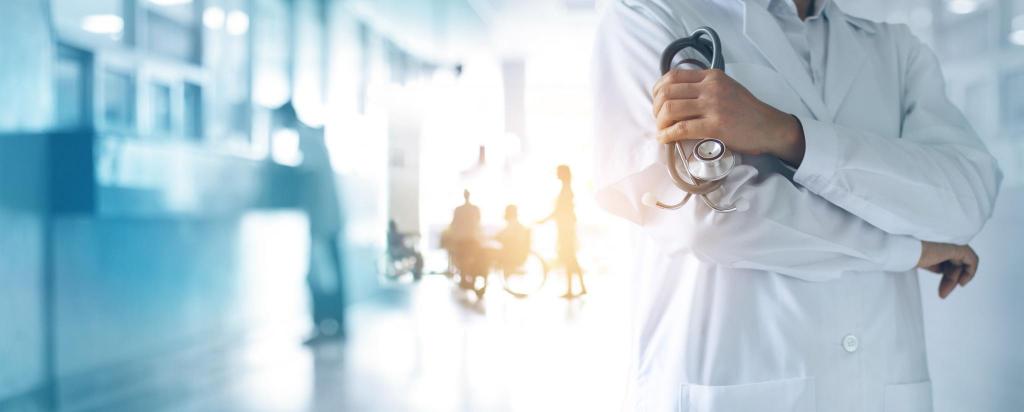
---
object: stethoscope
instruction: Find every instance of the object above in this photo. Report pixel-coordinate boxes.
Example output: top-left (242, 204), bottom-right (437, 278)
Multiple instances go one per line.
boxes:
top-left (641, 27), bottom-right (746, 213)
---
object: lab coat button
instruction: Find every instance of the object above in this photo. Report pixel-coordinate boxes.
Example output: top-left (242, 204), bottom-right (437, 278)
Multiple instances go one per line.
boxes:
top-left (842, 334), bottom-right (859, 353)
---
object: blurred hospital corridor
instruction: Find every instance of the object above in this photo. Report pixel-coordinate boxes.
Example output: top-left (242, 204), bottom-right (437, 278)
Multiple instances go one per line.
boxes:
top-left (3, 0), bottom-right (1024, 410)
top-left (7, 210), bottom-right (632, 412)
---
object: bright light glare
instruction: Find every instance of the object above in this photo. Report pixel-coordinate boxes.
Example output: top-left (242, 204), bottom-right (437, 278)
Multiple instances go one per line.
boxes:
top-left (1012, 15), bottom-right (1024, 46)
top-left (226, 10), bottom-right (250, 35)
top-left (271, 128), bottom-right (303, 166)
top-left (148, 0), bottom-right (192, 6)
top-left (203, 6), bottom-right (226, 30)
top-left (947, 0), bottom-right (979, 15)
top-left (81, 14), bottom-right (124, 35)
top-left (1011, 30), bottom-right (1024, 46)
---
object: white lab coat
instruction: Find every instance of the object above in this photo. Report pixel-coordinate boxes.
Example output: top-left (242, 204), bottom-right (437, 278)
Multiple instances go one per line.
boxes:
top-left (591, 0), bottom-right (1002, 411)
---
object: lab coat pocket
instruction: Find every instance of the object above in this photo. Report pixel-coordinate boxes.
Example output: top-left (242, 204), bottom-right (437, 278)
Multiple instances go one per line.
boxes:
top-left (679, 377), bottom-right (815, 412)
top-left (884, 381), bottom-right (932, 412)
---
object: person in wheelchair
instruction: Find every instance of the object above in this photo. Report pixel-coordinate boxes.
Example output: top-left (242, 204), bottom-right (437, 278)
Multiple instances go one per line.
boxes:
top-left (387, 220), bottom-right (424, 280)
top-left (493, 205), bottom-right (531, 275)
top-left (441, 190), bottom-right (486, 286)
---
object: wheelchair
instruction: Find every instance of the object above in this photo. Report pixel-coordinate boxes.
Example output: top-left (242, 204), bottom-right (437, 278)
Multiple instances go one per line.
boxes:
top-left (444, 238), bottom-right (548, 299)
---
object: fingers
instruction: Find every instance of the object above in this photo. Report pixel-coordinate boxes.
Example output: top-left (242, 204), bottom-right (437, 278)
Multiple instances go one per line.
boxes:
top-left (938, 262), bottom-right (963, 299)
top-left (657, 118), bottom-right (717, 144)
top-left (655, 99), bottom-right (703, 130)
top-left (918, 243), bottom-right (981, 300)
top-left (959, 247), bottom-right (979, 286)
top-left (651, 69), bottom-right (711, 121)
top-left (651, 70), bottom-right (728, 144)
top-left (652, 83), bottom-right (702, 117)
top-left (652, 69), bottom-right (709, 96)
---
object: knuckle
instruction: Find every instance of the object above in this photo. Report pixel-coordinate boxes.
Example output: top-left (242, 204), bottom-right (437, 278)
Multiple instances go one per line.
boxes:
top-left (656, 115), bottom-right (669, 129)
top-left (672, 121), bottom-right (687, 137)
top-left (665, 100), bottom-right (681, 113)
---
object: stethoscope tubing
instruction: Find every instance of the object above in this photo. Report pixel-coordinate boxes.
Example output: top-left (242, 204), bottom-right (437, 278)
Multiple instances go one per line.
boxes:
top-left (655, 26), bottom-right (738, 213)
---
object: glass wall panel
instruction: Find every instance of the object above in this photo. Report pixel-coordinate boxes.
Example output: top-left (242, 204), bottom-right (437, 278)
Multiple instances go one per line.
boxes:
top-left (145, 4), bottom-right (200, 63)
top-left (252, 0), bottom-right (291, 108)
top-left (1002, 70), bottom-right (1024, 134)
top-left (103, 69), bottom-right (136, 130)
top-left (149, 81), bottom-right (173, 134)
top-left (293, 0), bottom-right (324, 126)
top-left (184, 82), bottom-right (203, 139)
top-left (56, 46), bottom-right (90, 130)
top-left (203, 0), bottom-right (251, 143)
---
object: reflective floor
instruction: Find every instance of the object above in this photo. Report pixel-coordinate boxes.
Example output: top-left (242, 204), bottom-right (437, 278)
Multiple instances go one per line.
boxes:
top-left (61, 273), bottom-right (630, 412)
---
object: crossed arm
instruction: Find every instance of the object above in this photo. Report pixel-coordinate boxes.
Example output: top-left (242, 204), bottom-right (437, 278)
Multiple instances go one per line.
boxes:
top-left (593, 3), bottom-right (1001, 297)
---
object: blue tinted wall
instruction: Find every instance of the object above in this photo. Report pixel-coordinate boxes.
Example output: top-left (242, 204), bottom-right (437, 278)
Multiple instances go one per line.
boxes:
top-left (0, 0), bottom-right (395, 408)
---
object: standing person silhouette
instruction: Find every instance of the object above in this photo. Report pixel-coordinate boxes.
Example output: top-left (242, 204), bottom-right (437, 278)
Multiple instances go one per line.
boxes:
top-left (539, 165), bottom-right (586, 298)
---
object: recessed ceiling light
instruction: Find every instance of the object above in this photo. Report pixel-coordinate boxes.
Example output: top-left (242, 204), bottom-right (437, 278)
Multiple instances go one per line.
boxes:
top-left (148, 0), bottom-right (193, 6)
top-left (203, 6), bottom-right (225, 30)
top-left (1010, 30), bottom-right (1024, 46)
top-left (947, 0), bottom-right (979, 15)
top-left (81, 14), bottom-right (124, 34)
top-left (226, 11), bottom-right (249, 35)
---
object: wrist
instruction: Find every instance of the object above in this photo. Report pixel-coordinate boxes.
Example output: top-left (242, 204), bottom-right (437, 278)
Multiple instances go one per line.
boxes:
top-left (763, 110), bottom-right (804, 165)
top-left (916, 241), bottom-right (928, 267)
top-left (775, 113), bottom-right (805, 166)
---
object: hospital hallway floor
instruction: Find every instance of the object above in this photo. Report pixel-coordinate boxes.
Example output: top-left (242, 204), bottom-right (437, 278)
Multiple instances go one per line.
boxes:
top-left (56, 272), bottom-right (632, 412)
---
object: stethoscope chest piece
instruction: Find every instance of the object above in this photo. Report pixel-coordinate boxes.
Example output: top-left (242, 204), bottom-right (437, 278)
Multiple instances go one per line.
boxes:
top-left (641, 26), bottom-right (746, 213)
top-left (686, 138), bottom-right (735, 182)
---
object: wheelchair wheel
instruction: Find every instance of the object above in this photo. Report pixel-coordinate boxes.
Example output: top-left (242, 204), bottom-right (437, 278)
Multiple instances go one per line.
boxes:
top-left (450, 257), bottom-right (488, 299)
top-left (501, 251), bottom-right (548, 298)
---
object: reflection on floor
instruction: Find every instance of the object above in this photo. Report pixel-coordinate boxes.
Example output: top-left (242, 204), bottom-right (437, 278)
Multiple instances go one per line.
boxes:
top-left (70, 273), bottom-right (630, 412)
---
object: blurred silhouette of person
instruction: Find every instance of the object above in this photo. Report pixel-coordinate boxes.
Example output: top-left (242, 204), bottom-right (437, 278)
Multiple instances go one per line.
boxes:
top-left (274, 101), bottom-right (346, 344)
top-left (494, 205), bottom-right (531, 273)
top-left (539, 165), bottom-right (586, 298)
top-left (388, 219), bottom-right (424, 280)
top-left (441, 190), bottom-right (485, 286)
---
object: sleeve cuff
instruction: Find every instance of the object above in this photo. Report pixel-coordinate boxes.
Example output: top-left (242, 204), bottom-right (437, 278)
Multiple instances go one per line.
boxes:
top-left (883, 235), bottom-right (922, 272)
top-left (792, 117), bottom-right (841, 193)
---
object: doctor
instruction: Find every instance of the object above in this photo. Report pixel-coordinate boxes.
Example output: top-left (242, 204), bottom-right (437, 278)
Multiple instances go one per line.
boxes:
top-left (592, 0), bottom-right (1002, 411)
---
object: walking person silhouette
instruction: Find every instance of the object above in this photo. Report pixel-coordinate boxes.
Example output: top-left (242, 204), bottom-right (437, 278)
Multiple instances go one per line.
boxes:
top-left (538, 165), bottom-right (586, 298)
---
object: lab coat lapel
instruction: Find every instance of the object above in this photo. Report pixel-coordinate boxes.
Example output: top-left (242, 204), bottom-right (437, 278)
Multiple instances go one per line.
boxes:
top-left (823, 6), bottom-right (866, 120)
top-left (741, 2), bottom-right (830, 120)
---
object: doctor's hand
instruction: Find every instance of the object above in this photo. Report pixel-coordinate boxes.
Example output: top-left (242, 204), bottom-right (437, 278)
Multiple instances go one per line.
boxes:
top-left (916, 241), bottom-right (979, 299)
top-left (652, 69), bottom-right (805, 166)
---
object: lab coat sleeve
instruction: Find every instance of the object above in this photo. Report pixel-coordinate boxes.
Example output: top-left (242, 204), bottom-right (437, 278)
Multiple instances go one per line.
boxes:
top-left (792, 25), bottom-right (1003, 245)
top-left (592, 0), bottom-right (922, 281)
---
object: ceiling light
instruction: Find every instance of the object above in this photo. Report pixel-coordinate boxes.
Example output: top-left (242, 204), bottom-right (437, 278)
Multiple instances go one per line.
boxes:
top-left (1010, 30), bottom-right (1024, 46)
top-left (148, 0), bottom-right (193, 6)
top-left (226, 10), bottom-right (249, 35)
top-left (203, 6), bottom-right (225, 30)
top-left (947, 0), bottom-right (979, 15)
top-left (81, 14), bottom-right (124, 35)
